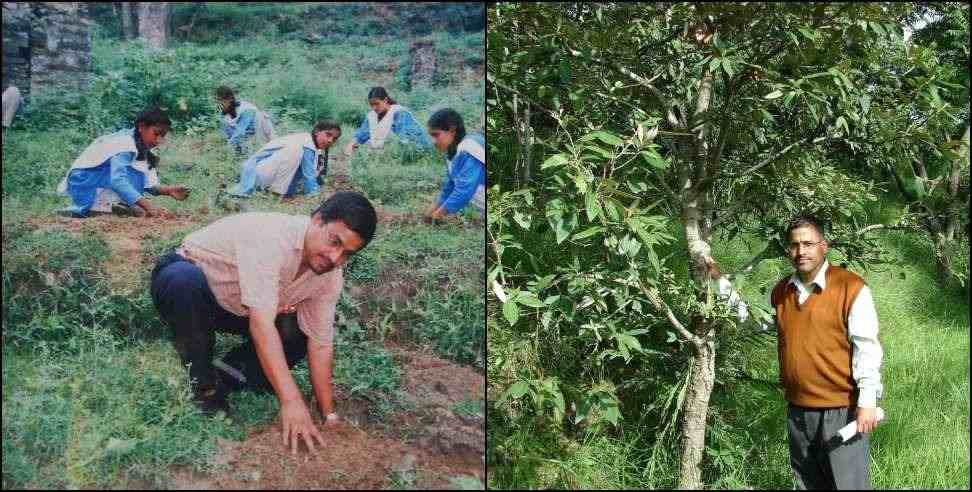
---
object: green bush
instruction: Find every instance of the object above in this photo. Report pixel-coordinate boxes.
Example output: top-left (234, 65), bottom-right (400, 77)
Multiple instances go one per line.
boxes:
top-left (1, 225), bottom-right (164, 352)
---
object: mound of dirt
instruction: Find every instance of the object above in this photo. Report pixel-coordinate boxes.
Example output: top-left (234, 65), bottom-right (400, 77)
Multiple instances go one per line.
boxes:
top-left (24, 214), bottom-right (203, 290)
top-left (166, 343), bottom-right (484, 490)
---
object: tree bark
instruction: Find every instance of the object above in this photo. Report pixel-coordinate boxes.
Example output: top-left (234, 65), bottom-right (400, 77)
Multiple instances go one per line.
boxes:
top-left (138, 2), bottom-right (169, 50)
top-left (121, 2), bottom-right (135, 40)
top-left (678, 338), bottom-right (716, 490)
top-left (676, 63), bottom-right (717, 490)
top-left (944, 124), bottom-right (970, 242)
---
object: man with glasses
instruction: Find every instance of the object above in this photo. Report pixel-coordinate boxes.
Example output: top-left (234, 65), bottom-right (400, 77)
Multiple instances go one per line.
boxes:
top-left (770, 215), bottom-right (884, 489)
top-left (150, 191), bottom-right (377, 455)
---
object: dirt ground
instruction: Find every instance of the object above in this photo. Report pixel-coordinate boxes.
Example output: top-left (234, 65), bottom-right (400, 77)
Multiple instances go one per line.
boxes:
top-left (165, 343), bottom-right (484, 490)
top-left (24, 211), bottom-right (485, 490)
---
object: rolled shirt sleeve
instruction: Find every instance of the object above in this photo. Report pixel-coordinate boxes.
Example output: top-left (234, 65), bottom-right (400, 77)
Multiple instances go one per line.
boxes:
top-left (847, 285), bottom-right (884, 408)
top-left (108, 151), bottom-right (143, 206)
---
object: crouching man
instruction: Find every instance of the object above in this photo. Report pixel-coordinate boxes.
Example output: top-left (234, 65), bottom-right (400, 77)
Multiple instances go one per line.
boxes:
top-left (150, 191), bottom-right (377, 454)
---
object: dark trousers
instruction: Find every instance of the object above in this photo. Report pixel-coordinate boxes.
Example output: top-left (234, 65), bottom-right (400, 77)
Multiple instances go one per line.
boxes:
top-left (150, 251), bottom-right (308, 395)
top-left (787, 404), bottom-right (871, 490)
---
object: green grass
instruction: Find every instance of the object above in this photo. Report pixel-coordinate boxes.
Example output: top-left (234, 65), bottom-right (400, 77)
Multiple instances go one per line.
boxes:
top-left (488, 229), bottom-right (970, 489)
top-left (2, 10), bottom-right (483, 488)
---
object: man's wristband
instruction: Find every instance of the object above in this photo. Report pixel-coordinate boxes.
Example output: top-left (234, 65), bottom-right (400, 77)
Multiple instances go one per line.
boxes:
top-left (325, 412), bottom-right (339, 421)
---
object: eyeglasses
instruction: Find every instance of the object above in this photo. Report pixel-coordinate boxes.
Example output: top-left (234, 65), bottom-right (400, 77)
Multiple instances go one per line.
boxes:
top-left (788, 240), bottom-right (824, 251)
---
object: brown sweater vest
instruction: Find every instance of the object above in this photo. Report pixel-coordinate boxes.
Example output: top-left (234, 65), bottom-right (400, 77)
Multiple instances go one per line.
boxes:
top-left (771, 265), bottom-right (866, 408)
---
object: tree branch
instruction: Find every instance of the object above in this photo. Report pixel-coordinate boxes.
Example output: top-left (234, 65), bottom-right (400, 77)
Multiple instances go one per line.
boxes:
top-left (637, 277), bottom-right (701, 347)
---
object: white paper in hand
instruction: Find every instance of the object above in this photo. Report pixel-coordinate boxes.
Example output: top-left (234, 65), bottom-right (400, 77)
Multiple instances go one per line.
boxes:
top-left (837, 407), bottom-right (885, 442)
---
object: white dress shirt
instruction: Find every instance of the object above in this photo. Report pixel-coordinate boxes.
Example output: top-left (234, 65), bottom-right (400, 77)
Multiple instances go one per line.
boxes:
top-left (717, 260), bottom-right (884, 407)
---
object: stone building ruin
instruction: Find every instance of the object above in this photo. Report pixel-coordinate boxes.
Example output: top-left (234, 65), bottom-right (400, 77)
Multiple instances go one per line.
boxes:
top-left (2, 2), bottom-right (93, 100)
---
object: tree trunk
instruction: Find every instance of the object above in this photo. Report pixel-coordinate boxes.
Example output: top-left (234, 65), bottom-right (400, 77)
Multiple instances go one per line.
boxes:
top-left (121, 2), bottom-right (135, 39)
top-left (944, 124), bottom-right (970, 242)
top-left (138, 2), bottom-right (169, 50)
top-left (677, 64), bottom-right (717, 490)
top-left (678, 338), bottom-right (716, 490)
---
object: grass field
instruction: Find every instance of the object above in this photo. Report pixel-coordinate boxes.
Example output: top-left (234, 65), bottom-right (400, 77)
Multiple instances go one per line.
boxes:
top-left (487, 226), bottom-right (970, 489)
top-left (2, 8), bottom-right (485, 489)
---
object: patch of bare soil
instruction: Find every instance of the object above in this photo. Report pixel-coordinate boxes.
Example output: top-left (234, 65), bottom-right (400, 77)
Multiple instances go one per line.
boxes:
top-left (23, 213), bottom-right (202, 290)
top-left (166, 343), bottom-right (484, 490)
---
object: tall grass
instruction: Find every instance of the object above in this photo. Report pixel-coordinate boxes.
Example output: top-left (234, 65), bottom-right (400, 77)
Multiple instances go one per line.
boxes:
top-left (488, 228), bottom-right (970, 489)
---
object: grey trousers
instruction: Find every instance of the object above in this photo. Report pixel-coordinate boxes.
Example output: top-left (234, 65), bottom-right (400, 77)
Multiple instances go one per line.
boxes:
top-left (787, 404), bottom-right (870, 490)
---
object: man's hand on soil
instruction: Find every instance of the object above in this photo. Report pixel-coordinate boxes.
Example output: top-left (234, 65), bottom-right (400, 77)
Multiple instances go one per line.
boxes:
top-left (280, 399), bottom-right (325, 455)
top-left (323, 412), bottom-right (340, 428)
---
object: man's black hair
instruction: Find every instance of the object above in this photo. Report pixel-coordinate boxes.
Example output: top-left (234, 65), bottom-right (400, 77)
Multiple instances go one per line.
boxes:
top-left (312, 191), bottom-right (377, 247)
top-left (785, 215), bottom-right (828, 241)
top-left (428, 108), bottom-right (466, 160)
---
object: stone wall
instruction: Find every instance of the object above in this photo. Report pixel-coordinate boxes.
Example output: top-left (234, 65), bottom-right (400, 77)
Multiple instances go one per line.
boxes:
top-left (2, 2), bottom-right (32, 97)
top-left (1, 2), bottom-right (92, 100)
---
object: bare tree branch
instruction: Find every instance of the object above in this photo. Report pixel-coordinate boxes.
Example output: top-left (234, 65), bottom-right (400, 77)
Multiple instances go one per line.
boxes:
top-left (638, 277), bottom-right (701, 347)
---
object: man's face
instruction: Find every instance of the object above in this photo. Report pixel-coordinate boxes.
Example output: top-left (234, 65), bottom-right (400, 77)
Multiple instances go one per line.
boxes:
top-left (138, 124), bottom-right (168, 149)
top-left (788, 226), bottom-right (828, 277)
top-left (314, 128), bottom-right (341, 149)
top-left (303, 217), bottom-right (365, 275)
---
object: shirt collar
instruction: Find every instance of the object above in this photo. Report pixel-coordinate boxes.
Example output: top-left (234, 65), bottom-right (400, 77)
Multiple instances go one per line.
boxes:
top-left (789, 259), bottom-right (829, 293)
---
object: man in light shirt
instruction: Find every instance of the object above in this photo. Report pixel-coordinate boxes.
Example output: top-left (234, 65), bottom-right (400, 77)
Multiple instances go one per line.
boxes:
top-left (770, 215), bottom-right (883, 490)
top-left (150, 191), bottom-right (377, 455)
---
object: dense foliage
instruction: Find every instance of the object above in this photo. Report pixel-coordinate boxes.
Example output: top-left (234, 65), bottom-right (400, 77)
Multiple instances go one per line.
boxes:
top-left (487, 2), bottom-right (968, 489)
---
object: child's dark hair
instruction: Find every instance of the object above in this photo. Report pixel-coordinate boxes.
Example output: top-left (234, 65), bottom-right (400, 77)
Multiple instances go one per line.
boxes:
top-left (133, 108), bottom-right (171, 169)
top-left (215, 85), bottom-right (235, 100)
top-left (312, 121), bottom-right (341, 165)
top-left (312, 191), bottom-right (378, 247)
top-left (428, 108), bottom-right (466, 159)
top-left (367, 86), bottom-right (396, 105)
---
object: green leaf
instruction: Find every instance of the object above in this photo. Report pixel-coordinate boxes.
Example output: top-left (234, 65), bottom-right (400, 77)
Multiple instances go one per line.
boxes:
top-left (499, 381), bottom-right (530, 403)
top-left (764, 90), bottom-right (784, 100)
top-left (502, 301), bottom-right (520, 326)
top-left (640, 150), bottom-right (669, 169)
top-left (513, 211), bottom-right (531, 230)
top-left (573, 226), bottom-right (605, 240)
top-left (517, 293), bottom-right (545, 308)
top-left (581, 131), bottom-right (624, 147)
top-left (585, 145), bottom-right (615, 160)
top-left (542, 153), bottom-right (569, 169)
top-left (574, 174), bottom-right (588, 194)
top-left (602, 404), bottom-right (621, 426)
top-left (722, 59), bottom-right (734, 78)
top-left (585, 192), bottom-right (601, 222)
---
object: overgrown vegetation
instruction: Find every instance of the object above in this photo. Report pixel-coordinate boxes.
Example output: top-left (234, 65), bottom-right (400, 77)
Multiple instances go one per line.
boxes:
top-left (2, 4), bottom-right (483, 488)
top-left (487, 2), bottom-right (968, 489)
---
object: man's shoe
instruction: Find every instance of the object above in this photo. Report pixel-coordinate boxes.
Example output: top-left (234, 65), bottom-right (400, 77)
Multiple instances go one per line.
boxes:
top-left (192, 385), bottom-right (231, 417)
